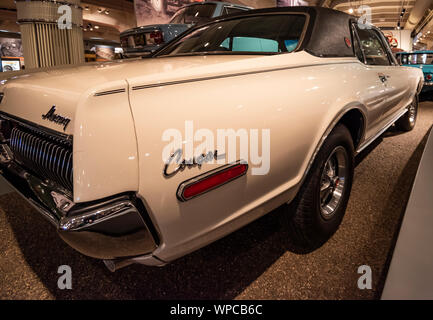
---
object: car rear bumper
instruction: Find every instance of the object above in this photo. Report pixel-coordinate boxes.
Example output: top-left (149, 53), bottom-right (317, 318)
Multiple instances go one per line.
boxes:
top-left (0, 150), bottom-right (161, 262)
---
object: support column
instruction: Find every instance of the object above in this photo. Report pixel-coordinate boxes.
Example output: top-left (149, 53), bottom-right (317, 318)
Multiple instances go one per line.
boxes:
top-left (16, 0), bottom-right (84, 69)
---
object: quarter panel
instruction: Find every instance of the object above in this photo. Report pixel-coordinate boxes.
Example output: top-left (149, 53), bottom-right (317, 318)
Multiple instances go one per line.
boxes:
top-left (128, 58), bottom-right (382, 261)
top-left (73, 81), bottom-right (139, 203)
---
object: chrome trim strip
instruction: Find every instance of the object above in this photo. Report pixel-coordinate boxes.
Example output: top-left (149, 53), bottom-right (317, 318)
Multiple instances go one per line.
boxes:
top-left (132, 61), bottom-right (357, 91)
top-left (59, 200), bottom-right (136, 231)
top-left (356, 107), bottom-right (408, 154)
top-left (94, 89), bottom-right (126, 97)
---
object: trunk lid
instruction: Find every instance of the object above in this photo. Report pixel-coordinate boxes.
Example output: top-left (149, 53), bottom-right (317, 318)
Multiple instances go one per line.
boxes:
top-left (0, 54), bottom-right (261, 134)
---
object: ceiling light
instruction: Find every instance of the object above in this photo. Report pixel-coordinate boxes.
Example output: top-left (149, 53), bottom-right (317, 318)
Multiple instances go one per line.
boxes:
top-left (97, 8), bottom-right (103, 13)
top-left (84, 6), bottom-right (90, 10)
top-left (105, 10), bottom-right (110, 15)
top-left (94, 25), bottom-right (99, 29)
top-left (348, 8), bottom-right (354, 14)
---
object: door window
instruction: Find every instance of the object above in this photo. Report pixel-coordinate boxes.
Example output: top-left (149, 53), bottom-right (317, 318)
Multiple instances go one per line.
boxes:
top-left (354, 27), bottom-right (391, 66)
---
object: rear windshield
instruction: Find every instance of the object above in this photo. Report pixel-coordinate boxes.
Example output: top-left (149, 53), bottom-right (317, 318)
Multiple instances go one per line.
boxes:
top-left (397, 53), bottom-right (433, 65)
top-left (170, 4), bottom-right (217, 25)
top-left (159, 14), bottom-right (307, 57)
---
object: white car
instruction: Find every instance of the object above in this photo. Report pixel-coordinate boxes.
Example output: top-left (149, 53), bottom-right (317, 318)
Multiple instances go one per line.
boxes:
top-left (0, 7), bottom-right (423, 271)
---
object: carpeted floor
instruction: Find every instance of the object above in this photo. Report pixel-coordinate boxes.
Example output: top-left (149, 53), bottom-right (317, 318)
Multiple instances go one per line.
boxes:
top-left (0, 101), bottom-right (432, 300)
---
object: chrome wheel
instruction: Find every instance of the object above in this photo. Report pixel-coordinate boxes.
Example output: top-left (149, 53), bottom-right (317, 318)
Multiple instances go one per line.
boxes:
top-left (320, 146), bottom-right (348, 219)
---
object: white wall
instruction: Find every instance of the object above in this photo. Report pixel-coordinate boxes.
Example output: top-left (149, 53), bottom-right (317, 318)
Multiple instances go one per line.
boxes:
top-left (382, 29), bottom-right (413, 52)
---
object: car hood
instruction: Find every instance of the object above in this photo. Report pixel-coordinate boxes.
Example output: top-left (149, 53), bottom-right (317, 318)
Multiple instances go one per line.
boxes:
top-left (0, 52), bottom-right (346, 135)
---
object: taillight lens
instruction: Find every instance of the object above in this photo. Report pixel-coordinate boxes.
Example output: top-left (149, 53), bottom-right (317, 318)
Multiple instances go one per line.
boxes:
top-left (426, 74), bottom-right (432, 81)
top-left (178, 163), bottom-right (248, 201)
top-left (146, 31), bottom-right (164, 45)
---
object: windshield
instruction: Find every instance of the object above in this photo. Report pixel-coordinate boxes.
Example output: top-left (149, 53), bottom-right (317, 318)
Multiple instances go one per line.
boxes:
top-left (170, 4), bottom-right (217, 25)
top-left (398, 53), bottom-right (433, 65)
top-left (159, 14), bottom-right (307, 57)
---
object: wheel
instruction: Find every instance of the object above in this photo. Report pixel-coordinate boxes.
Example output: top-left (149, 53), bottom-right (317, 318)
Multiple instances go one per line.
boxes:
top-left (284, 124), bottom-right (354, 251)
top-left (395, 95), bottom-right (418, 132)
top-left (150, 0), bottom-right (167, 14)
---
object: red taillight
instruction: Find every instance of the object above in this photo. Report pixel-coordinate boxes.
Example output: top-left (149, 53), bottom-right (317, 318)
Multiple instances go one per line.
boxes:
top-left (178, 163), bottom-right (248, 201)
top-left (426, 74), bottom-right (432, 81)
top-left (150, 31), bottom-right (164, 45)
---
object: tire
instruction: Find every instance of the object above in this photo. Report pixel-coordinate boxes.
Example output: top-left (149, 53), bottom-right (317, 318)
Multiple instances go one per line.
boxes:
top-left (395, 95), bottom-right (418, 132)
top-left (150, 0), bottom-right (167, 14)
top-left (284, 124), bottom-right (354, 251)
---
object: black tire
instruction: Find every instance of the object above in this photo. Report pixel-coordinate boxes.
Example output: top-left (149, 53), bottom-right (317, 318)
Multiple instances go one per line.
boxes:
top-left (395, 95), bottom-right (418, 132)
top-left (284, 124), bottom-right (354, 251)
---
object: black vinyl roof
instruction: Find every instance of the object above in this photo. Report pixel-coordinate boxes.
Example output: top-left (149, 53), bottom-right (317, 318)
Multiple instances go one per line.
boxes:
top-left (214, 6), bottom-right (357, 58)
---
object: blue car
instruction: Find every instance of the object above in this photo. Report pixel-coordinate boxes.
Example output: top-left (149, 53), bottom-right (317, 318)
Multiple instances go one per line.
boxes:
top-left (120, 1), bottom-right (251, 57)
top-left (396, 50), bottom-right (433, 95)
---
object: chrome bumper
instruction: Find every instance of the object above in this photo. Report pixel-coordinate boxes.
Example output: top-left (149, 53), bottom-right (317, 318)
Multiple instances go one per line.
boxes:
top-left (0, 150), bottom-right (159, 261)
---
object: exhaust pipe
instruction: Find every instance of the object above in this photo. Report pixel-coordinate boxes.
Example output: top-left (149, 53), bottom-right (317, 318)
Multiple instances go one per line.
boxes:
top-left (103, 258), bottom-right (134, 272)
top-left (103, 254), bottom-right (167, 271)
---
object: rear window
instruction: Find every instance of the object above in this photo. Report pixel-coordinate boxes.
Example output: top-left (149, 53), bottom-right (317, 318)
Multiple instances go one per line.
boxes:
top-left (159, 14), bottom-right (307, 56)
top-left (170, 4), bottom-right (217, 25)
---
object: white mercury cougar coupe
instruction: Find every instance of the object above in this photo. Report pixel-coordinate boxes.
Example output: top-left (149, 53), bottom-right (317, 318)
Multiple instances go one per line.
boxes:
top-left (0, 7), bottom-right (423, 271)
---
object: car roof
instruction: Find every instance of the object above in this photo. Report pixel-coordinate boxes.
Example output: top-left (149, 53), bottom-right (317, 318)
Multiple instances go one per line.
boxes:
top-left (181, 1), bottom-right (252, 10)
top-left (210, 6), bottom-right (358, 58)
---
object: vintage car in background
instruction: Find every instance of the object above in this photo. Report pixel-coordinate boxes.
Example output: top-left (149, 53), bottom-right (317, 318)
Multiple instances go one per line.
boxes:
top-left (397, 50), bottom-right (433, 96)
top-left (150, 0), bottom-right (198, 15)
top-left (121, 1), bottom-right (251, 57)
top-left (0, 7), bottom-right (423, 271)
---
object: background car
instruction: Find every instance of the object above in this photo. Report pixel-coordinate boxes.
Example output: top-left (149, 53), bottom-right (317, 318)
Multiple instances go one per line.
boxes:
top-left (121, 1), bottom-right (251, 57)
top-left (150, 0), bottom-right (200, 15)
top-left (397, 50), bottom-right (433, 99)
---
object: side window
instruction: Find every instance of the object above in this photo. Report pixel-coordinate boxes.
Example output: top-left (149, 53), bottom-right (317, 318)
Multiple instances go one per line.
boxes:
top-left (354, 27), bottom-right (391, 66)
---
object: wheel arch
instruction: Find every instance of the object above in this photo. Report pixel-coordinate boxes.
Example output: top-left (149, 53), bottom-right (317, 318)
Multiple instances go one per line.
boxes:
top-left (337, 108), bottom-right (366, 150)
top-left (296, 103), bottom-right (367, 197)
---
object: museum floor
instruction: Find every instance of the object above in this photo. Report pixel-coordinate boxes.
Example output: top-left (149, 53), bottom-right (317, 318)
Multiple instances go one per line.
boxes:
top-left (1, 100), bottom-right (432, 300)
